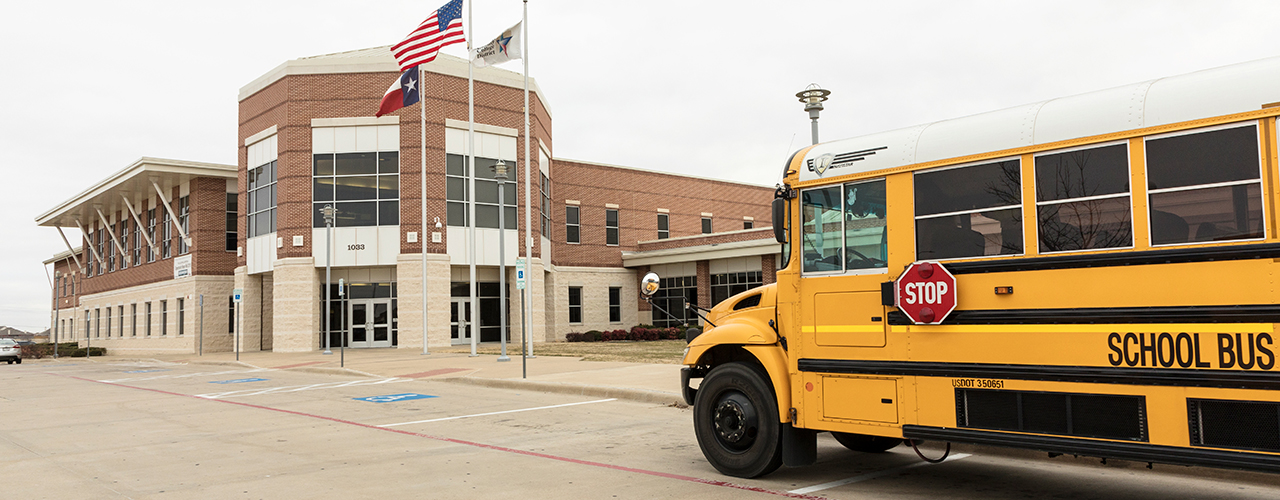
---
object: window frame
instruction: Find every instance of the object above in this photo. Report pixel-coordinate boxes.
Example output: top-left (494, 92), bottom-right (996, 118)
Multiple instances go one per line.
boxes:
top-left (608, 286), bottom-right (621, 323)
top-left (913, 157), bottom-right (1025, 262)
top-left (1143, 121), bottom-right (1267, 248)
top-left (701, 217), bottom-right (712, 234)
top-left (606, 209), bottom-right (619, 246)
top-left (568, 286), bottom-right (583, 324)
top-left (248, 159), bottom-right (278, 237)
top-left (565, 205), bottom-right (580, 244)
top-left (1032, 140), bottom-right (1136, 255)
top-left (657, 213), bottom-right (669, 240)
top-left (801, 177), bottom-right (891, 276)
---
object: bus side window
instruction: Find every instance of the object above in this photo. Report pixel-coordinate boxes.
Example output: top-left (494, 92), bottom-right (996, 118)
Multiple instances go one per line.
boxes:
top-left (914, 160), bottom-right (1023, 260)
top-left (1146, 124), bottom-right (1264, 246)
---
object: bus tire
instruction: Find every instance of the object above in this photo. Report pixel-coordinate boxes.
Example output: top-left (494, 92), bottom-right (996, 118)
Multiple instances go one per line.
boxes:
top-left (693, 362), bottom-right (783, 478)
top-left (832, 432), bottom-right (902, 453)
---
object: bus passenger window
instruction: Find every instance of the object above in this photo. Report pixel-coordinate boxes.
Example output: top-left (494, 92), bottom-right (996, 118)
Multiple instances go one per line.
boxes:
top-left (802, 186), bottom-right (843, 272)
top-left (915, 160), bottom-right (1023, 260)
top-left (1146, 124), bottom-right (1264, 245)
top-left (1034, 143), bottom-right (1133, 252)
top-left (844, 180), bottom-right (887, 270)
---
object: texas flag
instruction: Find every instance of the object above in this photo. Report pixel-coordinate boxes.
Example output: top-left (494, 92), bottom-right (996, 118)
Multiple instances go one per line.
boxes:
top-left (375, 66), bottom-right (421, 117)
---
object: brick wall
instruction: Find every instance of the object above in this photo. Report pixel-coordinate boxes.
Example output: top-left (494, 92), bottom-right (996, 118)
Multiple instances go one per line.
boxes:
top-left (635, 227), bottom-right (777, 252)
top-left (549, 160), bottom-right (774, 268)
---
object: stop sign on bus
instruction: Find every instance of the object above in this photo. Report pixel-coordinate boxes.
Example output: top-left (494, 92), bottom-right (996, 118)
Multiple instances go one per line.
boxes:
top-left (895, 261), bottom-right (957, 324)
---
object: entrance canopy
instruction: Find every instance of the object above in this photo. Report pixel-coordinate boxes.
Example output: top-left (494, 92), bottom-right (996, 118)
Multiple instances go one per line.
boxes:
top-left (35, 157), bottom-right (236, 229)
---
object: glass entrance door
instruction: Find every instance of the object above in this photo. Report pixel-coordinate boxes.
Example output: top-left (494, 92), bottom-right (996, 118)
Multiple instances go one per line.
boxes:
top-left (349, 299), bottom-right (393, 348)
top-left (451, 298), bottom-right (472, 345)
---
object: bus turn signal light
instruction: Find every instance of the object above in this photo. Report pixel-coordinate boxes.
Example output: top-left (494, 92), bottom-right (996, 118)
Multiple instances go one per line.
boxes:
top-left (995, 286), bottom-right (1013, 295)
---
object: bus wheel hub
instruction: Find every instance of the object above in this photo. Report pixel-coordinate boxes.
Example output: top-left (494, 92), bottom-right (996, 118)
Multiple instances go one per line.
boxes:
top-left (714, 392), bottom-right (758, 449)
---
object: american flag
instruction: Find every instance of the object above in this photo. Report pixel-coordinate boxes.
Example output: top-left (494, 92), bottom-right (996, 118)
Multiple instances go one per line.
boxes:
top-left (391, 0), bottom-right (466, 71)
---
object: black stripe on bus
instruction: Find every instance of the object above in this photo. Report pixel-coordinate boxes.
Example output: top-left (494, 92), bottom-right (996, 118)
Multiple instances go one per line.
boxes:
top-left (885, 304), bottom-right (1280, 325)
top-left (900, 425), bottom-right (1280, 474)
top-left (944, 241), bottom-right (1280, 275)
top-left (796, 359), bottom-right (1280, 390)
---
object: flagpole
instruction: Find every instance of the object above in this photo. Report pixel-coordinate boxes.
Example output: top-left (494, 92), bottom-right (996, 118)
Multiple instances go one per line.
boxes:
top-left (522, 0), bottom-right (534, 360)
top-left (420, 65), bottom-right (430, 356)
top-left (467, 0), bottom-right (479, 357)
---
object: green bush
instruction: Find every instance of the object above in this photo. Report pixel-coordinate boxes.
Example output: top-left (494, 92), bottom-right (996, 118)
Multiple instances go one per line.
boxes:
top-left (22, 343), bottom-right (103, 358)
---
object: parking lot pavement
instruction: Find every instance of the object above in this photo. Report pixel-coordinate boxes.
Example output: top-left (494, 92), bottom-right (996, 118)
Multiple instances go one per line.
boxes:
top-left (7, 359), bottom-right (1280, 499)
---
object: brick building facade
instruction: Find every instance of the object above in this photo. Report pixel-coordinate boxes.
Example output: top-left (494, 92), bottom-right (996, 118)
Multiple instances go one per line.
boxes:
top-left (39, 47), bottom-right (778, 354)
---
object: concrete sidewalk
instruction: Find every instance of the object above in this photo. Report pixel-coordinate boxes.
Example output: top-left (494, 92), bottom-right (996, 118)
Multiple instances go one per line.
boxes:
top-left (56, 348), bottom-right (688, 406)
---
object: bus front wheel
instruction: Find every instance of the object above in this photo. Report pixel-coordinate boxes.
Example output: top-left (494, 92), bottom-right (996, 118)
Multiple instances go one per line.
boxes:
top-left (693, 362), bottom-right (783, 478)
top-left (831, 432), bottom-right (902, 453)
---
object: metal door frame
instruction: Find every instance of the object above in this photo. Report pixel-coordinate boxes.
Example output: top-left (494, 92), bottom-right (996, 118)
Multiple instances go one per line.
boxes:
top-left (348, 298), bottom-right (393, 349)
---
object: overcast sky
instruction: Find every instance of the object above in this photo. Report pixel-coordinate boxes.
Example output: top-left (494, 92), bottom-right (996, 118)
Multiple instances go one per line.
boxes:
top-left (4, 0), bottom-right (1279, 331)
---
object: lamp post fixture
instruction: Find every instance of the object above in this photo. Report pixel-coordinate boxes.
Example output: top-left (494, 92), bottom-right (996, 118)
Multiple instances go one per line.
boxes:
top-left (320, 204), bottom-right (338, 355)
top-left (797, 83), bottom-right (831, 145)
top-left (493, 159), bottom-right (511, 362)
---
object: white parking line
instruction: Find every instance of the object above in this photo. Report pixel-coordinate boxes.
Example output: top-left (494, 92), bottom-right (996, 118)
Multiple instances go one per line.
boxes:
top-left (788, 453), bottom-right (972, 494)
top-left (377, 398), bottom-right (618, 427)
top-left (100, 368), bottom-right (271, 383)
top-left (196, 378), bottom-right (406, 399)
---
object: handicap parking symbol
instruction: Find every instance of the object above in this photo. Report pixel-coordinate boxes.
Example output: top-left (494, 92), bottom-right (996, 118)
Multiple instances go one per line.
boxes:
top-left (354, 393), bottom-right (438, 403)
top-left (209, 378), bottom-right (269, 384)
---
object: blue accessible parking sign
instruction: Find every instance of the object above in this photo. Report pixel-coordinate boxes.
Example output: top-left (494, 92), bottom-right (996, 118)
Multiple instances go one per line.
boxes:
top-left (354, 393), bottom-right (438, 403)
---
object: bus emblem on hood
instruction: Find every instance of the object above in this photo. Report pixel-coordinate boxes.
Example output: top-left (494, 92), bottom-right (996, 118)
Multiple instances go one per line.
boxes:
top-left (813, 154), bottom-right (834, 176)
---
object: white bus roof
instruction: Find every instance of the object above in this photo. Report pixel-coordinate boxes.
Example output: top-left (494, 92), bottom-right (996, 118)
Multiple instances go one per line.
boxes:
top-left (799, 56), bottom-right (1280, 182)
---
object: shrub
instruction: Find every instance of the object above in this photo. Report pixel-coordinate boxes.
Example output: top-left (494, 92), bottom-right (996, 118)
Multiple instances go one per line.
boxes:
top-left (19, 344), bottom-right (44, 359)
top-left (565, 332), bottom-right (583, 342)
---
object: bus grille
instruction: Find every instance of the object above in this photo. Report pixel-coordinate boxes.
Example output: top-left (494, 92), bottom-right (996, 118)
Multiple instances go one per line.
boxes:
top-left (1188, 399), bottom-right (1280, 452)
top-left (956, 389), bottom-right (1147, 442)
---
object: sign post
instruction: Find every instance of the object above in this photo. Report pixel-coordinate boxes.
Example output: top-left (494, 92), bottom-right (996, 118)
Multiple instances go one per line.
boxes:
top-left (233, 288), bottom-right (243, 361)
top-left (517, 258), bottom-right (526, 378)
top-left (894, 261), bottom-right (957, 325)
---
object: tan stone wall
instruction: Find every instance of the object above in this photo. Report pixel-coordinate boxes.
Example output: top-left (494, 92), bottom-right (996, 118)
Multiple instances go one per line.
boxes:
top-left (552, 266), bottom-right (638, 340)
top-left (395, 253), bottom-right (453, 350)
top-left (71, 275), bottom-right (233, 355)
top-left (233, 266), bottom-right (263, 352)
top-left (271, 257), bottom-right (319, 352)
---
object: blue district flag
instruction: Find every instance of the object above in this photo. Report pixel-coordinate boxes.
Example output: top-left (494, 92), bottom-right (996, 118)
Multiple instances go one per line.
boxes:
top-left (375, 66), bottom-right (421, 117)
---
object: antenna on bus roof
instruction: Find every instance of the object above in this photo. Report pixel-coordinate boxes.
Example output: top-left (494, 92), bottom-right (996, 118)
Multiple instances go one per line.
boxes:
top-left (778, 133), bottom-right (796, 184)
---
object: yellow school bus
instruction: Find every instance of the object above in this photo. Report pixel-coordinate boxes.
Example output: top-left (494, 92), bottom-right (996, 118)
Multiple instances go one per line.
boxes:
top-left (648, 57), bottom-right (1280, 478)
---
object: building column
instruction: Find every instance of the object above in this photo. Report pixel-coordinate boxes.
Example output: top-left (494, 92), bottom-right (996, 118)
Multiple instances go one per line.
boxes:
top-left (271, 257), bottom-right (319, 352)
top-left (696, 260), bottom-right (711, 310)
top-left (233, 265), bottom-right (263, 352)
top-left (762, 254), bottom-right (777, 285)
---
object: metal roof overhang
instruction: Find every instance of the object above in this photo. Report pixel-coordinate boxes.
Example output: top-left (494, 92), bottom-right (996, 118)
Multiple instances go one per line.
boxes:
top-left (35, 157), bottom-right (236, 228)
top-left (621, 238), bottom-right (781, 268)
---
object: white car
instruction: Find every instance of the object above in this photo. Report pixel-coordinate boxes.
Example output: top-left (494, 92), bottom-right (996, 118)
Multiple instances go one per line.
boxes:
top-left (0, 339), bottom-right (20, 364)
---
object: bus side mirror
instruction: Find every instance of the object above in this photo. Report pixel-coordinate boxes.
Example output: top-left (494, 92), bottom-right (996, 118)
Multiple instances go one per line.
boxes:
top-left (772, 198), bottom-right (787, 244)
top-left (640, 272), bottom-right (661, 298)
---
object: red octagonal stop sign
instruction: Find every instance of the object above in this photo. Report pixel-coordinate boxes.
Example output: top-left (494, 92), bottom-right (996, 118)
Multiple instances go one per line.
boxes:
top-left (895, 261), bottom-right (957, 325)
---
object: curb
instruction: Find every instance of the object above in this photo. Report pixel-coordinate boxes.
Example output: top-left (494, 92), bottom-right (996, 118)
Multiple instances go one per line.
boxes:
top-left (442, 376), bottom-right (687, 407)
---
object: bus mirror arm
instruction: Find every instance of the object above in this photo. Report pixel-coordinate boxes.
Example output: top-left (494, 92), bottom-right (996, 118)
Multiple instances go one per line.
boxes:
top-left (684, 302), bottom-right (717, 328)
top-left (644, 296), bottom-right (685, 327)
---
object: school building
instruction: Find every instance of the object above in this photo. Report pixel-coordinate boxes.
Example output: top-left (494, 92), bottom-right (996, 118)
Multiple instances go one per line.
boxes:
top-left (37, 47), bottom-right (779, 354)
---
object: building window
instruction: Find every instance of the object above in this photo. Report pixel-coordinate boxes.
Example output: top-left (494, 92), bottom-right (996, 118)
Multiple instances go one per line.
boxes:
top-left (118, 305), bottom-right (124, 337)
top-left (1145, 123), bottom-right (1264, 245)
top-left (712, 271), bottom-right (764, 306)
top-left (119, 219), bottom-right (129, 269)
top-left (653, 276), bottom-right (698, 328)
top-left (606, 209), bottom-right (619, 246)
top-left (86, 230), bottom-right (94, 276)
top-left (147, 208), bottom-right (157, 262)
top-left (540, 173), bottom-right (552, 237)
top-left (97, 228), bottom-right (106, 274)
top-left (565, 206), bottom-right (580, 244)
top-left (177, 298), bottom-right (185, 336)
top-left (131, 304), bottom-right (137, 337)
top-left (226, 192), bottom-right (238, 251)
top-left (133, 212), bottom-right (143, 265)
top-left (145, 302), bottom-right (152, 337)
top-left (744, 219), bottom-right (754, 230)
top-left (443, 154), bottom-right (515, 229)
top-left (83, 310), bottom-right (89, 340)
top-left (94, 308), bottom-right (100, 338)
top-left (915, 159), bottom-right (1022, 260)
top-left (248, 160), bottom-right (277, 237)
top-left (162, 206), bottom-right (172, 259)
top-left (105, 307), bottom-right (111, 337)
top-left (160, 300), bottom-right (168, 336)
top-left (178, 195), bottom-right (190, 254)
top-left (657, 213), bottom-right (669, 239)
top-left (108, 223), bottom-right (116, 272)
top-left (568, 287), bottom-right (583, 324)
top-left (229, 296), bottom-right (235, 333)
top-left (609, 287), bottom-right (621, 323)
top-left (1034, 143), bottom-right (1133, 252)
top-left (313, 152), bottom-right (400, 228)
top-left (701, 217), bottom-right (712, 234)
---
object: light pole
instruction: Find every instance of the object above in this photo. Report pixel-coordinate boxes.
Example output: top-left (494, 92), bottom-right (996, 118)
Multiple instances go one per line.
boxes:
top-left (493, 159), bottom-right (511, 362)
top-left (320, 204), bottom-right (338, 355)
top-left (797, 83), bottom-right (830, 145)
